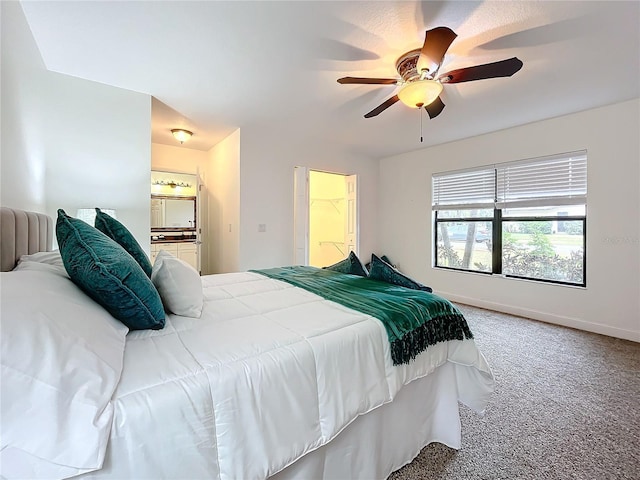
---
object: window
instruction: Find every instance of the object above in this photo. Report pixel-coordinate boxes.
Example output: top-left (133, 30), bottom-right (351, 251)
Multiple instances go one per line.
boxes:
top-left (433, 151), bottom-right (587, 286)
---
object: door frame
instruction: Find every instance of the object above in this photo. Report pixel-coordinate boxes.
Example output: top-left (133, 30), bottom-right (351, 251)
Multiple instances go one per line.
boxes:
top-left (151, 168), bottom-right (202, 273)
top-left (293, 166), bottom-right (359, 265)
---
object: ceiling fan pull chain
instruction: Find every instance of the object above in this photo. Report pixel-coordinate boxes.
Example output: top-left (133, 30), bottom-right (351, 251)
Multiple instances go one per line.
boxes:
top-left (419, 103), bottom-right (424, 143)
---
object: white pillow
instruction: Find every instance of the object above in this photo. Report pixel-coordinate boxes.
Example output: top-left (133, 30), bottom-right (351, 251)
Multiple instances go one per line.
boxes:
top-left (151, 250), bottom-right (203, 318)
top-left (17, 250), bottom-right (64, 268)
top-left (0, 262), bottom-right (128, 479)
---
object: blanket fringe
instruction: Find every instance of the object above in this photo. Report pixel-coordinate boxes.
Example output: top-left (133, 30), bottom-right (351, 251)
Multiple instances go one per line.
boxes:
top-left (390, 314), bottom-right (473, 365)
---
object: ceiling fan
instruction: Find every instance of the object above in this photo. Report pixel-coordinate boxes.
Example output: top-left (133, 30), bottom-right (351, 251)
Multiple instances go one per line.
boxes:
top-left (337, 27), bottom-right (523, 119)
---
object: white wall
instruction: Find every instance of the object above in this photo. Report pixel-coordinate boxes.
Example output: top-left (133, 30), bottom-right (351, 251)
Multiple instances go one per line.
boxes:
top-left (237, 123), bottom-right (378, 271)
top-left (152, 143), bottom-right (209, 174)
top-left (1, 1), bottom-right (47, 212)
top-left (378, 99), bottom-right (640, 342)
top-left (207, 129), bottom-right (240, 274)
top-left (43, 72), bottom-right (151, 250)
top-left (1, 2), bottom-right (152, 251)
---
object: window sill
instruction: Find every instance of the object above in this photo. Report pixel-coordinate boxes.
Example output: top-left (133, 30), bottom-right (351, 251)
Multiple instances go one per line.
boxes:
top-left (433, 266), bottom-right (586, 289)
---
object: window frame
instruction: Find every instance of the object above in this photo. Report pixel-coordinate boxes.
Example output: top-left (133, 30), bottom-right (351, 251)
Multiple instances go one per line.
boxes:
top-left (499, 214), bottom-right (586, 287)
top-left (434, 210), bottom-right (586, 287)
top-left (432, 152), bottom-right (587, 287)
top-left (433, 212), bottom-right (494, 275)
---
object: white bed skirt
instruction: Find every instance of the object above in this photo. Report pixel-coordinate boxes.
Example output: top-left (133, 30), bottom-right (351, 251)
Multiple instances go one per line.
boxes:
top-left (272, 361), bottom-right (464, 479)
top-left (86, 361), bottom-right (472, 480)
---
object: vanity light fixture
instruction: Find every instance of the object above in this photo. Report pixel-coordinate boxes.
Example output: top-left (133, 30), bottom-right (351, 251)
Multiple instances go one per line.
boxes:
top-left (171, 128), bottom-right (193, 144)
top-left (152, 179), bottom-right (192, 188)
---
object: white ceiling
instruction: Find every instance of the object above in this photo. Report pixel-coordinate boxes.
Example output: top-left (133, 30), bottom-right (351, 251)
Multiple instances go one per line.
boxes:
top-left (20, 1), bottom-right (640, 159)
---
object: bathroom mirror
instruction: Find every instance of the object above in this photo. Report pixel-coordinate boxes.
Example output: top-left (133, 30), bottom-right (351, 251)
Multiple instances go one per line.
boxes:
top-left (151, 195), bottom-right (196, 230)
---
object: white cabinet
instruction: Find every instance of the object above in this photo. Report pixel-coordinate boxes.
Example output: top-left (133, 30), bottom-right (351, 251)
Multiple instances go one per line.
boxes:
top-left (151, 242), bottom-right (198, 272)
top-left (150, 243), bottom-right (176, 265)
top-left (177, 243), bottom-right (198, 271)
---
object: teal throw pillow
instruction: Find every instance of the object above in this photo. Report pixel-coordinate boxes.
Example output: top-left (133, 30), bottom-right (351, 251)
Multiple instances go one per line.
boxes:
top-left (365, 254), bottom-right (394, 272)
top-left (324, 251), bottom-right (368, 277)
top-left (94, 208), bottom-right (153, 277)
top-left (368, 254), bottom-right (433, 293)
top-left (56, 209), bottom-right (165, 330)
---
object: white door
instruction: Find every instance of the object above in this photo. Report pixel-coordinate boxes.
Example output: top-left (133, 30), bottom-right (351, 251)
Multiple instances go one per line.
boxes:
top-left (150, 198), bottom-right (164, 228)
top-left (293, 166), bottom-right (309, 265)
top-left (195, 171), bottom-right (203, 274)
top-left (344, 174), bottom-right (358, 254)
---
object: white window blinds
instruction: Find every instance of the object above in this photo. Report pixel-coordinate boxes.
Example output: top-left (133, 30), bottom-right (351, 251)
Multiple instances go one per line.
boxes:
top-left (496, 151), bottom-right (587, 208)
top-left (432, 168), bottom-right (495, 210)
top-left (432, 150), bottom-right (587, 210)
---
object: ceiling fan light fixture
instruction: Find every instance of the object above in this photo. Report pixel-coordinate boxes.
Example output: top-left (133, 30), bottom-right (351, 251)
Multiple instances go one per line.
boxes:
top-left (171, 128), bottom-right (193, 144)
top-left (397, 80), bottom-right (443, 109)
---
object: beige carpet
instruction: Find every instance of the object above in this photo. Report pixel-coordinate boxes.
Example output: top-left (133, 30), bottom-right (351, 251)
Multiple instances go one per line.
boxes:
top-left (389, 304), bottom-right (640, 480)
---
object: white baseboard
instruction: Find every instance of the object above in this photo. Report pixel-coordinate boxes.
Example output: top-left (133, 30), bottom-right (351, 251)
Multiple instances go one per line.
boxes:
top-left (439, 292), bottom-right (640, 343)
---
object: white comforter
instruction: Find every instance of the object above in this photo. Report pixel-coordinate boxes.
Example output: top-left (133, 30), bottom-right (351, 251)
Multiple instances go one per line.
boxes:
top-left (86, 272), bottom-right (493, 480)
top-left (1, 259), bottom-right (493, 480)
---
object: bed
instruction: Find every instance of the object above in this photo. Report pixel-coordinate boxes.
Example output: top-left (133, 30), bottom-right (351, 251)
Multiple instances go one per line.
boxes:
top-left (0, 207), bottom-right (494, 480)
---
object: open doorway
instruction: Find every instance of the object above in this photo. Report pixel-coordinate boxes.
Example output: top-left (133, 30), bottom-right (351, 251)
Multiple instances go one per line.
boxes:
top-left (293, 167), bottom-right (358, 267)
top-left (150, 170), bottom-right (202, 273)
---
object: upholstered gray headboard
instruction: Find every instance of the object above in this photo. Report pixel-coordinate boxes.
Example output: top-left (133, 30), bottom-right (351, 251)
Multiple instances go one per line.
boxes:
top-left (0, 207), bottom-right (54, 272)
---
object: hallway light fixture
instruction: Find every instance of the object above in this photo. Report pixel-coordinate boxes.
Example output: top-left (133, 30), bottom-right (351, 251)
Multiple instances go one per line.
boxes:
top-left (171, 128), bottom-right (193, 144)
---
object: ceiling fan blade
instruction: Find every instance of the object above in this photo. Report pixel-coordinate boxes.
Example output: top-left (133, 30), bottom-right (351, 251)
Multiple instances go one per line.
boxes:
top-left (438, 57), bottom-right (523, 83)
top-left (364, 95), bottom-right (399, 118)
top-left (416, 27), bottom-right (457, 75)
top-left (425, 96), bottom-right (445, 119)
top-left (338, 77), bottom-right (398, 85)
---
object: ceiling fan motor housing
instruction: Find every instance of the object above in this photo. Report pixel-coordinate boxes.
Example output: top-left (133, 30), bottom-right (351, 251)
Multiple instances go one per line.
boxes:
top-left (395, 49), bottom-right (423, 82)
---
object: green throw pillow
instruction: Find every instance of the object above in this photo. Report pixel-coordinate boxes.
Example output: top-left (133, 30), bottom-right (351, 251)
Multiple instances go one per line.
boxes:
top-left (324, 251), bottom-right (368, 277)
top-left (365, 254), bottom-right (394, 272)
top-left (94, 208), bottom-right (153, 277)
top-left (368, 254), bottom-right (433, 293)
top-left (56, 209), bottom-right (165, 330)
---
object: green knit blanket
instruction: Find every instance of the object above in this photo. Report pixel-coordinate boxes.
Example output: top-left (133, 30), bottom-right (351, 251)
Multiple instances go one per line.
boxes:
top-left (250, 266), bottom-right (473, 365)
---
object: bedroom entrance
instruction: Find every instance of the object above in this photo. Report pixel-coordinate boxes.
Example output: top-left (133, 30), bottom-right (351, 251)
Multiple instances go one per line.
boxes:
top-left (293, 167), bottom-right (358, 267)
